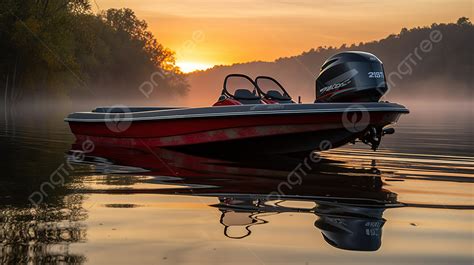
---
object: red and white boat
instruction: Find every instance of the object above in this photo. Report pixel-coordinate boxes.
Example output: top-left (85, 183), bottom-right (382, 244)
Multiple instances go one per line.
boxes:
top-left (65, 51), bottom-right (409, 155)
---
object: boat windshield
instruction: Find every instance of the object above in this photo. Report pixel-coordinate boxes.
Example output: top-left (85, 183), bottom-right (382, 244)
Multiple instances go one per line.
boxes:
top-left (255, 76), bottom-right (292, 100)
top-left (224, 75), bottom-right (259, 99)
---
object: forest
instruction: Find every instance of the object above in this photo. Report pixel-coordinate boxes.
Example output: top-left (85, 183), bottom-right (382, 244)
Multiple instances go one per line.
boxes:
top-left (1, 1), bottom-right (472, 109)
top-left (0, 0), bottom-right (188, 109)
top-left (188, 18), bottom-right (473, 106)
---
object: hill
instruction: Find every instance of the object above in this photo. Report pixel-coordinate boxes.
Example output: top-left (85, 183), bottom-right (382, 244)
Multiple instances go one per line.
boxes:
top-left (186, 18), bottom-right (473, 106)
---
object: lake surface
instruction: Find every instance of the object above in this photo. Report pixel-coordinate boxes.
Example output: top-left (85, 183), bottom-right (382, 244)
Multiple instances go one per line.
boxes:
top-left (0, 104), bottom-right (473, 264)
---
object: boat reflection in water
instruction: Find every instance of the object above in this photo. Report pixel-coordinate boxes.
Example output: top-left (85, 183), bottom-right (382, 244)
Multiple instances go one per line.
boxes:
top-left (214, 197), bottom-right (387, 251)
top-left (69, 141), bottom-right (400, 252)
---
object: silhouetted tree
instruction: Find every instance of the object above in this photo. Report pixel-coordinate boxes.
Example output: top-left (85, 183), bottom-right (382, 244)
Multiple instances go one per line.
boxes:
top-left (0, 0), bottom-right (188, 107)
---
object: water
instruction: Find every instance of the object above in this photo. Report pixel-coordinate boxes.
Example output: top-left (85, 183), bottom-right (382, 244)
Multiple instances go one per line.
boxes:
top-left (0, 105), bottom-right (473, 264)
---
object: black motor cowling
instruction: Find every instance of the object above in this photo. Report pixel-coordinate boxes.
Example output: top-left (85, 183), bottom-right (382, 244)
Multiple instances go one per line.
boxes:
top-left (315, 51), bottom-right (388, 103)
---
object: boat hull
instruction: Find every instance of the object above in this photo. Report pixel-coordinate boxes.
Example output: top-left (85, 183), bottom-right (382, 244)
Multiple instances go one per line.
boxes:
top-left (67, 103), bottom-right (407, 155)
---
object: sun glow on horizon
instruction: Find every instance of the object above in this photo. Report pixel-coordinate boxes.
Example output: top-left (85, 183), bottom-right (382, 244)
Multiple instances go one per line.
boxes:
top-left (177, 61), bottom-right (215, 73)
top-left (98, 0), bottom-right (471, 68)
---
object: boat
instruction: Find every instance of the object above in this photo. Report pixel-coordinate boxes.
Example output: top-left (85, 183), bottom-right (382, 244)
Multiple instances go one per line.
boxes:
top-left (65, 51), bottom-right (409, 155)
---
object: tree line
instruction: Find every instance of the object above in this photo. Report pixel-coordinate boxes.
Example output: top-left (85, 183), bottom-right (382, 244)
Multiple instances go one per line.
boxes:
top-left (189, 17), bottom-right (473, 105)
top-left (0, 0), bottom-right (188, 108)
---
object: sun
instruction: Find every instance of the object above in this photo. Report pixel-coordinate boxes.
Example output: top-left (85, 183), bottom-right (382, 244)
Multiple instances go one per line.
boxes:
top-left (176, 61), bottom-right (215, 73)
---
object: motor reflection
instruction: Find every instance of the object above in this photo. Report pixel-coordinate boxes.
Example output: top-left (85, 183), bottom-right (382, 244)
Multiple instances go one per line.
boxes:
top-left (212, 195), bottom-right (389, 251)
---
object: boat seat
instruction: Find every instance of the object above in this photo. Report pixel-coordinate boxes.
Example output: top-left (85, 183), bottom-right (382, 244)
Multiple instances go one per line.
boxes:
top-left (267, 90), bottom-right (291, 100)
top-left (234, 89), bottom-right (259, 99)
top-left (234, 89), bottom-right (262, 104)
top-left (265, 90), bottom-right (294, 103)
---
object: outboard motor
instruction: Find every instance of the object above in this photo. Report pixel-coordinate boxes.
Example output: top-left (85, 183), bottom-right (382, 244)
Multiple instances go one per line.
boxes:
top-left (315, 51), bottom-right (388, 103)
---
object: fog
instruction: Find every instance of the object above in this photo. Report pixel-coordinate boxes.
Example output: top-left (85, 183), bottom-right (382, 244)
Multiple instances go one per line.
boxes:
top-left (0, 83), bottom-right (471, 130)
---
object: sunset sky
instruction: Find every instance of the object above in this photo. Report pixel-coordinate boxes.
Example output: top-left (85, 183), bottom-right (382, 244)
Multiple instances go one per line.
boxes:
top-left (95, 0), bottom-right (471, 72)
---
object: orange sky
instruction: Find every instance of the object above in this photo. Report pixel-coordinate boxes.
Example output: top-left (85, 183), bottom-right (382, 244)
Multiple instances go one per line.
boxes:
top-left (94, 0), bottom-right (471, 72)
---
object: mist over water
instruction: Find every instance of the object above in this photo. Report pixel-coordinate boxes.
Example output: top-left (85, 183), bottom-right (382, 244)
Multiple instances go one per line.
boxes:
top-left (0, 96), bottom-right (473, 264)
